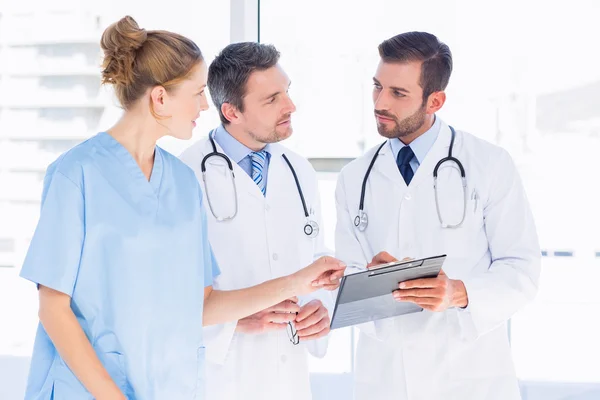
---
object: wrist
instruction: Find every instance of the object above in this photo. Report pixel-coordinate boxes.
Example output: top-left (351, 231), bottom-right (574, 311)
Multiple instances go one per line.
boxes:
top-left (280, 274), bottom-right (300, 299)
top-left (450, 279), bottom-right (469, 308)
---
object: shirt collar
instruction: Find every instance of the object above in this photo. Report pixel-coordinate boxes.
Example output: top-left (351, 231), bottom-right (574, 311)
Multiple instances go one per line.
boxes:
top-left (213, 124), bottom-right (271, 163)
top-left (389, 115), bottom-right (441, 164)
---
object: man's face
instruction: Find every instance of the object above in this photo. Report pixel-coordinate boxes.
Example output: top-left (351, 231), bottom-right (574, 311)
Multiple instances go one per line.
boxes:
top-left (372, 60), bottom-right (428, 140)
top-left (237, 64), bottom-right (296, 145)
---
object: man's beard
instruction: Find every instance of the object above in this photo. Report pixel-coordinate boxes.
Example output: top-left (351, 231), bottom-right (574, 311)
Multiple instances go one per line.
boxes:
top-left (375, 102), bottom-right (427, 139)
top-left (248, 114), bottom-right (292, 144)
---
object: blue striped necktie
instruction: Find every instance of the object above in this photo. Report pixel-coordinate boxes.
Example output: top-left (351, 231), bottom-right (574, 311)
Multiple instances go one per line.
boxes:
top-left (251, 150), bottom-right (267, 196)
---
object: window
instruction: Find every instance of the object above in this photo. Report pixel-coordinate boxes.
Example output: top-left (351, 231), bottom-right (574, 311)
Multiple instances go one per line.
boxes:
top-left (261, 1), bottom-right (600, 399)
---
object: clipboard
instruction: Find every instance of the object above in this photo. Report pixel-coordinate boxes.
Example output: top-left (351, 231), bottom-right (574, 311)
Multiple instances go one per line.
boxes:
top-left (330, 255), bottom-right (446, 330)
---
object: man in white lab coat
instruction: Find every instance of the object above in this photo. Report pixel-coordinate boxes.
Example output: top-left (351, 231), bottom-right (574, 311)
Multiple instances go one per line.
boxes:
top-left (180, 43), bottom-right (336, 400)
top-left (335, 32), bottom-right (541, 400)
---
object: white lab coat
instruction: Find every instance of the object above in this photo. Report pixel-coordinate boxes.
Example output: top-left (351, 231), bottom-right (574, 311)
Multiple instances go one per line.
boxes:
top-left (180, 136), bottom-right (333, 400)
top-left (335, 121), bottom-right (541, 400)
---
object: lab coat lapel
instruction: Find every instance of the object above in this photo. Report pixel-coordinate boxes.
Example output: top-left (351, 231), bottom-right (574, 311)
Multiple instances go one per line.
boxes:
top-left (407, 122), bottom-right (453, 190)
top-left (371, 143), bottom-right (406, 189)
top-left (263, 144), bottom-right (287, 203)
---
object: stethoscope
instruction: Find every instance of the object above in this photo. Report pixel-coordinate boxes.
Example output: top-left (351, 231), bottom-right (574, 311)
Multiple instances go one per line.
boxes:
top-left (201, 136), bottom-right (320, 238)
top-left (354, 125), bottom-right (467, 231)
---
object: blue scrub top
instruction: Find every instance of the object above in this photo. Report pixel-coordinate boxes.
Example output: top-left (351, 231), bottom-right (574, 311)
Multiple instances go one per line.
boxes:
top-left (20, 132), bottom-right (220, 399)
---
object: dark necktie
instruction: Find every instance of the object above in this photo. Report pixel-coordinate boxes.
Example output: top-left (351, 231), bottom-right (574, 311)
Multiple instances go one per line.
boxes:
top-left (396, 146), bottom-right (415, 185)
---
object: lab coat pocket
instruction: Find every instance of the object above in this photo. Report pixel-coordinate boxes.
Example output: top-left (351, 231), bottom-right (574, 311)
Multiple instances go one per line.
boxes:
top-left (446, 314), bottom-right (514, 380)
top-left (440, 225), bottom-right (471, 260)
top-left (354, 332), bottom-right (393, 385)
top-left (439, 195), bottom-right (483, 261)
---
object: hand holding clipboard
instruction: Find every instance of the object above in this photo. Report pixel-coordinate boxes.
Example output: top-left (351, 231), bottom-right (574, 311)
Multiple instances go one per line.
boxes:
top-left (368, 251), bottom-right (469, 313)
top-left (330, 254), bottom-right (448, 330)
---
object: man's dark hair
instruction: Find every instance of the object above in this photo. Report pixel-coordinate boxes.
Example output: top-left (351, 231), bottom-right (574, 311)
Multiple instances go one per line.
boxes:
top-left (208, 42), bottom-right (280, 125)
top-left (378, 32), bottom-right (452, 102)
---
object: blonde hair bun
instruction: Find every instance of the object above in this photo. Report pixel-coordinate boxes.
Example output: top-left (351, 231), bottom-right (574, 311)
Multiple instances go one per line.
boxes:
top-left (101, 16), bottom-right (148, 86)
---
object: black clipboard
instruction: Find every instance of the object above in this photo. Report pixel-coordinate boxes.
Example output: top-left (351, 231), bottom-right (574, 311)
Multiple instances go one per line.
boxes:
top-left (330, 255), bottom-right (446, 330)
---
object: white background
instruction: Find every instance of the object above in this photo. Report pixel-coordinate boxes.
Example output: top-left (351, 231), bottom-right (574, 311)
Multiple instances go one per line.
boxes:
top-left (1, 1), bottom-right (599, 399)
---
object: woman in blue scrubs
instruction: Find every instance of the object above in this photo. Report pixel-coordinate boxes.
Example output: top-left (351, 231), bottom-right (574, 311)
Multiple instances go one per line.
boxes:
top-left (19, 16), bottom-right (345, 400)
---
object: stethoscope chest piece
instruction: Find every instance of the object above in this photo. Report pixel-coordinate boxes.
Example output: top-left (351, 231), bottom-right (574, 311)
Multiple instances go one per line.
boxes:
top-left (304, 219), bottom-right (320, 238)
top-left (354, 210), bottom-right (368, 232)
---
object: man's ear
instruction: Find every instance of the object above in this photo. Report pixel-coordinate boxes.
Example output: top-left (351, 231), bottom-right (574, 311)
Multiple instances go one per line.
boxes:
top-left (221, 102), bottom-right (241, 124)
top-left (426, 91), bottom-right (446, 115)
